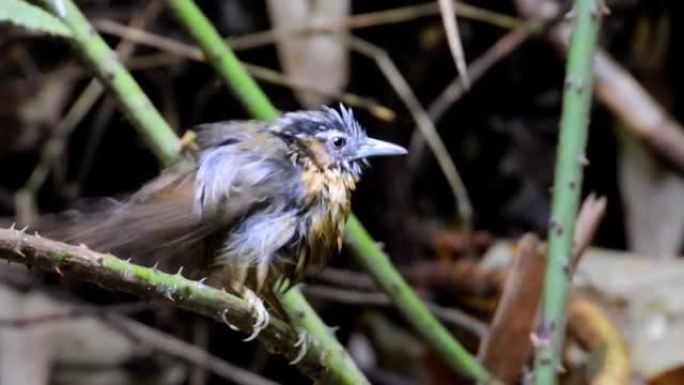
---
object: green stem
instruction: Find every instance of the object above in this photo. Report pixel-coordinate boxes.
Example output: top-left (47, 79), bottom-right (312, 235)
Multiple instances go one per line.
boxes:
top-left (0, 229), bottom-right (337, 382)
top-left (345, 216), bottom-right (497, 384)
top-left (280, 290), bottom-right (371, 385)
top-left (165, 0), bottom-right (279, 120)
top-left (40, 0), bottom-right (361, 382)
top-left (41, 0), bottom-right (180, 166)
top-left (165, 1), bottom-right (370, 384)
top-left (165, 0), bottom-right (498, 383)
top-left (533, 1), bottom-right (601, 384)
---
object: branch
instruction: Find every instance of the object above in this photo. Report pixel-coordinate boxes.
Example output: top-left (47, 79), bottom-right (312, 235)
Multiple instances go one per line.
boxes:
top-left (165, 0), bottom-right (278, 120)
top-left (517, 0), bottom-right (684, 174)
top-left (165, 0), bottom-right (495, 383)
top-left (345, 217), bottom-right (497, 384)
top-left (163, 2), bottom-right (370, 384)
top-left (106, 315), bottom-right (281, 385)
top-left (533, 1), bottom-right (602, 383)
top-left (39, 0), bottom-right (181, 166)
top-left (0, 227), bottom-right (338, 382)
top-left (32, 0), bottom-right (366, 382)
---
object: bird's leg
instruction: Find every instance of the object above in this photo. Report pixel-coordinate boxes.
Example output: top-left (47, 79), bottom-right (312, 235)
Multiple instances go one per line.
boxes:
top-left (240, 286), bottom-right (270, 341)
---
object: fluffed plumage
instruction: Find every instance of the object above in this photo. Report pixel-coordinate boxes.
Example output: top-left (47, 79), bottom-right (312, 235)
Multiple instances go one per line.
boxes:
top-left (36, 105), bottom-right (407, 297)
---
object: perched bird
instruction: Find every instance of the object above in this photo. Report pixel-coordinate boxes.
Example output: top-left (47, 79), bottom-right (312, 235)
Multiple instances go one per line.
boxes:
top-left (38, 105), bottom-right (406, 334)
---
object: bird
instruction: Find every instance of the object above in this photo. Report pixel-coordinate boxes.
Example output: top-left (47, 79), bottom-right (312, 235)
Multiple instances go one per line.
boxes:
top-left (35, 104), bottom-right (407, 337)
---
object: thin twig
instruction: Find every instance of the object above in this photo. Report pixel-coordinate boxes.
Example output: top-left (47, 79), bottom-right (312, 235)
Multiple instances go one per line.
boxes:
top-left (0, 302), bottom-right (150, 327)
top-left (94, 18), bottom-right (468, 207)
top-left (345, 217), bottom-right (499, 384)
top-left (106, 315), bottom-right (281, 385)
top-left (428, 28), bottom-right (530, 124)
top-left (437, 0), bottom-right (470, 88)
top-left (518, 0), bottom-right (684, 174)
top-left (302, 284), bottom-right (489, 337)
top-left (93, 19), bottom-right (395, 121)
top-left (349, 37), bottom-right (473, 231)
top-left (408, 28), bottom-right (530, 176)
top-left (572, 194), bottom-right (607, 268)
top-left (225, 1), bottom-right (524, 51)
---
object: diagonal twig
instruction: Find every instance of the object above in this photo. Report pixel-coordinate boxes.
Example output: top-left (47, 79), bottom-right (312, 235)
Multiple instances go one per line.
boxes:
top-left (437, 0), bottom-right (470, 88)
top-left (349, 37), bottom-right (473, 231)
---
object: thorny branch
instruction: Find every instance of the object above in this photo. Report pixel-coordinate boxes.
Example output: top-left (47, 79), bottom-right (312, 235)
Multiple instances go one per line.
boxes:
top-left (0, 227), bottom-right (339, 383)
top-left (516, 0), bottom-right (684, 174)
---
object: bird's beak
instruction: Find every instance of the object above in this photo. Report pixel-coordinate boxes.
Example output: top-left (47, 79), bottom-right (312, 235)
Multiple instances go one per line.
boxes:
top-left (354, 137), bottom-right (408, 159)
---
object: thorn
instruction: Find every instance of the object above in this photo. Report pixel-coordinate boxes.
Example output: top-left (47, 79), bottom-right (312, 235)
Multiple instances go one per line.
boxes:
top-left (531, 321), bottom-right (552, 348)
top-left (164, 292), bottom-right (174, 302)
top-left (9, 223), bottom-right (16, 230)
top-left (530, 331), bottom-right (550, 348)
top-left (18, 226), bottom-right (28, 234)
top-left (54, 266), bottom-right (64, 276)
top-left (577, 154), bottom-right (590, 166)
top-left (12, 231), bottom-right (25, 258)
top-left (564, 6), bottom-right (576, 19)
top-left (53, 0), bottom-right (66, 18)
top-left (563, 258), bottom-right (574, 277)
top-left (549, 218), bottom-right (564, 235)
top-left (198, 277), bottom-right (207, 284)
top-left (591, 0), bottom-right (610, 16)
top-left (33, 231), bottom-right (41, 238)
top-left (124, 258), bottom-right (132, 263)
top-left (152, 262), bottom-right (160, 272)
top-left (175, 266), bottom-right (184, 276)
top-left (564, 75), bottom-right (583, 92)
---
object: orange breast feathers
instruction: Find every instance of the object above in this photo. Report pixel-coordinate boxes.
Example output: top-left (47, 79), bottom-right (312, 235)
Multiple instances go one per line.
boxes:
top-left (299, 160), bottom-right (357, 259)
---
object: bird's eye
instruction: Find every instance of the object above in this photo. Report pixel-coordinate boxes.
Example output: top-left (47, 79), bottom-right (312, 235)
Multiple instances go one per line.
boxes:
top-left (331, 136), bottom-right (347, 149)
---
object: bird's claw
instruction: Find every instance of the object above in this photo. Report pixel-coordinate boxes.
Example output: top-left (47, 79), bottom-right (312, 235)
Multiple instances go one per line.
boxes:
top-left (242, 289), bottom-right (270, 342)
top-left (289, 329), bottom-right (310, 365)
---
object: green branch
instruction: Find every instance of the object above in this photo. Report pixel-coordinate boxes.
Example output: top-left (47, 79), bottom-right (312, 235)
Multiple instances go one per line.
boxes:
top-left (164, 3), bottom-right (370, 384)
top-left (165, 0), bottom-right (278, 120)
top-left (40, 0), bottom-right (180, 166)
top-left (533, 1), bottom-right (601, 384)
top-left (164, 0), bottom-right (498, 383)
top-left (35, 0), bottom-right (364, 383)
top-left (0, 228), bottom-right (338, 382)
top-left (345, 217), bottom-right (497, 383)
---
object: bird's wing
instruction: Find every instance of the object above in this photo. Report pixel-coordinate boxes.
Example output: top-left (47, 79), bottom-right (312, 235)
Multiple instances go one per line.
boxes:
top-left (37, 121), bottom-right (303, 271)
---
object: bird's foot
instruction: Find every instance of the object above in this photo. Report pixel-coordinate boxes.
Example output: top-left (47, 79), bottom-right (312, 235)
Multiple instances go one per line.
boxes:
top-left (242, 288), bottom-right (270, 342)
top-left (289, 328), bottom-right (310, 365)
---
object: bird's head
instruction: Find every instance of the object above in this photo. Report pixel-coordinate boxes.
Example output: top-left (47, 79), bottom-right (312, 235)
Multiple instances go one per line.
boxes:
top-left (269, 105), bottom-right (407, 175)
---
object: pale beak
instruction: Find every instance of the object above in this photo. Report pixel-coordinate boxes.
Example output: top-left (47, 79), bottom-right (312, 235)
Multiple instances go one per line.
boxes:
top-left (354, 137), bottom-right (408, 159)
